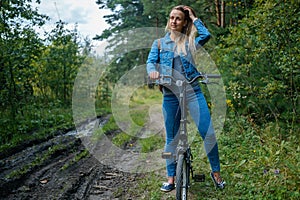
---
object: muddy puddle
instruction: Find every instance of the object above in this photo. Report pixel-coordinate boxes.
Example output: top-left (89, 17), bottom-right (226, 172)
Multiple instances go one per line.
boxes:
top-left (0, 116), bottom-right (143, 200)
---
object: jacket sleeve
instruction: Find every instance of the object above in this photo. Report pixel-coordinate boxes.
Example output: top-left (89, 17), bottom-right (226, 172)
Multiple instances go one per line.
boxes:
top-left (146, 39), bottom-right (160, 75)
top-left (194, 19), bottom-right (211, 48)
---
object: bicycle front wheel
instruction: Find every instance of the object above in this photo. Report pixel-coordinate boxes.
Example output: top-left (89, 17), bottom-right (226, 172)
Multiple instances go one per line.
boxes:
top-left (176, 154), bottom-right (189, 200)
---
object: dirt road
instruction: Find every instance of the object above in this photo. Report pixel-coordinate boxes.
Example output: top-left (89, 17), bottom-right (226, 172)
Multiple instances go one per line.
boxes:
top-left (0, 117), bottom-right (140, 200)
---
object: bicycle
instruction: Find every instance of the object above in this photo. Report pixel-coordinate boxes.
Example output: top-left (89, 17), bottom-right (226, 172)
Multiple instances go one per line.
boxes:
top-left (159, 73), bottom-right (221, 200)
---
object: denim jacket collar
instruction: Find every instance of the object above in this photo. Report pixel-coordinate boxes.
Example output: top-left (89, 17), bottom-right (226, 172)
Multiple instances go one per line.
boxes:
top-left (164, 32), bottom-right (173, 44)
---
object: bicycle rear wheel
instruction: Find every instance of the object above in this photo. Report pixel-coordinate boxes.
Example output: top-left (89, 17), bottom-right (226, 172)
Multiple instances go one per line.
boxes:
top-left (176, 154), bottom-right (189, 200)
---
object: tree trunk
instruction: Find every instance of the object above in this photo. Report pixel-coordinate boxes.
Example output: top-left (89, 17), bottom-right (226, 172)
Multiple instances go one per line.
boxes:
top-left (215, 0), bottom-right (221, 26)
top-left (221, 1), bottom-right (226, 28)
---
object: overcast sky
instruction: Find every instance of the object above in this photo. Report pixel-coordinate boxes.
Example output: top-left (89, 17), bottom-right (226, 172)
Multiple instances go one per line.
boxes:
top-left (34, 0), bottom-right (110, 37)
top-left (33, 0), bottom-right (111, 54)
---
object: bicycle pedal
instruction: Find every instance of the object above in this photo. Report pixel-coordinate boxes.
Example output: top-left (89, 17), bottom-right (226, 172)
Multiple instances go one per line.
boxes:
top-left (161, 152), bottom-right (173, 159)
top-left (193, 174), bottom-right (205, 182)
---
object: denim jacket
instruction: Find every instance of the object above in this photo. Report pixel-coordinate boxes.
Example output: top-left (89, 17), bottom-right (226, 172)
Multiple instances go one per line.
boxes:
top-left (146, 19), bottom-right (211, 83)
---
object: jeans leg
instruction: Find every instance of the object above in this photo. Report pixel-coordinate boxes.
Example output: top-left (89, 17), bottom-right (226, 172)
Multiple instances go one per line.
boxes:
top-left (187, 89), bottom-right (221, 172)
top-left (162, 94), bottom-right (181, 177)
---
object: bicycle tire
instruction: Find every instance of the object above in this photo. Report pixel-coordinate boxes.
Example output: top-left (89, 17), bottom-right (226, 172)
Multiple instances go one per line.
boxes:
top-left (176, 154), bottom-right (189, 200)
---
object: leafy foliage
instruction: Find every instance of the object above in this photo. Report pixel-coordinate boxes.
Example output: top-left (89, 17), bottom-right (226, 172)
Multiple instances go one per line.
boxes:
top-left (0, 0), bottom-right (298, 198)
top-left (0, 0), bottom-right (88, 145)
top-left (215, 0), bottom-right (299, 129)
top-left (94, 0), bottom-right (151, 40)
top-left (93, 0), bottom-right (299, 199)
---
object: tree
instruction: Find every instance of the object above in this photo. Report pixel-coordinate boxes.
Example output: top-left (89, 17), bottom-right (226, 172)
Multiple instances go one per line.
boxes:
top-left (94, 0), bottom-right (151, 41)
top-left (0, 0), bottom-right (49, 142)
top-left (93, 0), bottom-right (257, 96)
top-left (0, 0), bottom-right (86, 144)
top-left (0, 0), bottom-right (48, 115)
top-left (215, 0), bottom-right (299, 131)
top-left (35, 21), bottom-right (83, 104)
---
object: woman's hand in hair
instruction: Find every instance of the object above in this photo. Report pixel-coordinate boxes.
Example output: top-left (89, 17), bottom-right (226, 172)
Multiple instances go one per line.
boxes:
top-left (184, 6), bottom-right (196, 21)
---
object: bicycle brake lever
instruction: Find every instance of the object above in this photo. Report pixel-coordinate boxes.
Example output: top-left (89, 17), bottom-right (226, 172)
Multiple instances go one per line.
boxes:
top-left (200, 80), bottom-right (209, 84)
top-left (160, 76), bottom-right (172, 85)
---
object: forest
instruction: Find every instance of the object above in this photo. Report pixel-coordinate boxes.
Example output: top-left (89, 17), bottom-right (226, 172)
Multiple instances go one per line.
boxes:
top-left (0, 0), bottom-right (299, 199)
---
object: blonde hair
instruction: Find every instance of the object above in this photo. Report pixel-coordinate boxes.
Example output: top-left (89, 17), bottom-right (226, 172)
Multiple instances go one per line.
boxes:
top-left (165, 5), bottom-right (198, 55)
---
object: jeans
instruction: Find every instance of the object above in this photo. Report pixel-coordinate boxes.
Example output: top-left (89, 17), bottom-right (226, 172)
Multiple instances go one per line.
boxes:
top-left (162, 85), bottom-right (220, 177)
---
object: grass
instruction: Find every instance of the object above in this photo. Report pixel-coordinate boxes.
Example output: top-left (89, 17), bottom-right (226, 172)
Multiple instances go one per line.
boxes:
top-left (93, 86), bottom-right (164, 151)
top-left (61, 149), bottom-right (90, 170)
top-left (138, 136), bottom-right (165, 153)
top-left (139, 112), bottom-right (299, 199)
top-left (6, 142), bottom-right (75, 179)
top-left (112, 132), bottom-right (132, 147)
top-left (92, 85), bottom-right (300, 199)
top-left (120, 88), bottom-right (299, 199)
top-left (0, 104), bottom-right (74, 156)
top-left (2, 84), bottom-right (298, 199)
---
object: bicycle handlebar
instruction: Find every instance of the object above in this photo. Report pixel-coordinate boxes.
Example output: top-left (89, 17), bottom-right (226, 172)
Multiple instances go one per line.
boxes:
top-left (158, 73), bottom-right (221, 85)
top-left (202, 74), bottom-right (221, 79)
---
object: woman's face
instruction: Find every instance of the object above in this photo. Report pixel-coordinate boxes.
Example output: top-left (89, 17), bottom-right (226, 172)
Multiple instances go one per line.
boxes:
top-left (169, 9), bottom-right (186, 33)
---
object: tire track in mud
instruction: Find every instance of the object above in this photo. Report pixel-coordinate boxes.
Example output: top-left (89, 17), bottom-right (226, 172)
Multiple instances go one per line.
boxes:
top-left (0, 116), bottom-right (139, 200)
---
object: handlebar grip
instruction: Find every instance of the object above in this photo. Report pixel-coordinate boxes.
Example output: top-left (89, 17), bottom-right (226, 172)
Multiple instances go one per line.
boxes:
top-left (205, 74), bottom-right (221, 78)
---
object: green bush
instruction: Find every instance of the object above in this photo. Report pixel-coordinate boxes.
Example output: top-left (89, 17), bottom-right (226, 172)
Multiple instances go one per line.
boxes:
top-left (214, 0), bottom-right (299, 130)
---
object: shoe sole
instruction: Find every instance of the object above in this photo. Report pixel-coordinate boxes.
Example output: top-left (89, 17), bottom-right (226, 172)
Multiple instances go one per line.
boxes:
top-left (210, 172), bottom-right (225, 189)
top-left (160, 188), bottom-right (175, 192)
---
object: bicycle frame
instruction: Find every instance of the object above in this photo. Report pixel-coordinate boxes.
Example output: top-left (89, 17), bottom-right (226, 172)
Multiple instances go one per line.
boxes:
top-left (159, 76), bottom-right (191, 159)
top-left (177, 79), bottom-right (189, 155)
top-left (159, 73), bottom-right (220, 199)
top-left (160, 73), bottom-right (219, 157)
top-left (160, 75), bottom-right (195, 199)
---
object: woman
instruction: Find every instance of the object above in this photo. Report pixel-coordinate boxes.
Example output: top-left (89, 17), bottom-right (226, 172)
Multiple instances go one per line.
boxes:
top-left (146, 5), bottom-right (225, 192)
